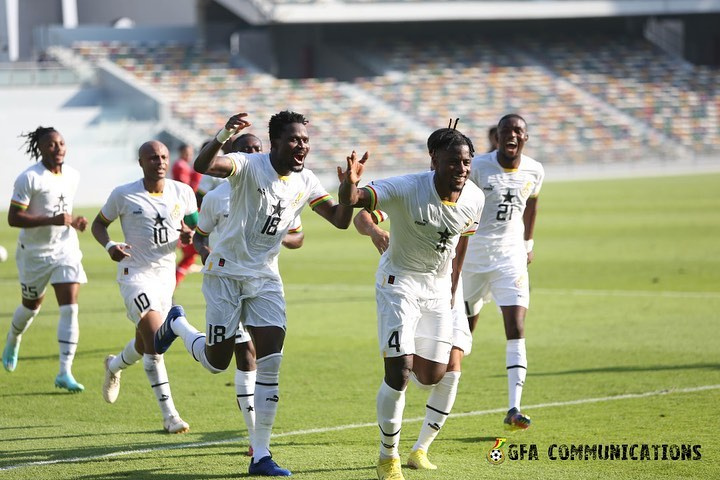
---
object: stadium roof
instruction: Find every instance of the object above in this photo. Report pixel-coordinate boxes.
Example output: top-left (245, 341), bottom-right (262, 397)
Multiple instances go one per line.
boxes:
top-left (215, 0), bottom-right (720, 25)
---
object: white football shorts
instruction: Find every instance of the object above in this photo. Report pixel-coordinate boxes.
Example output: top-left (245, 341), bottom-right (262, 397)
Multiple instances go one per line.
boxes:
top-left (375, 269), bottom-right (453, 364)
top-left (16, 248), bottom-right (87, 300)
top-left (202, 273), bottom-right (285, 346)
top-left (463, 255), bottom-right (530, 316)
top-left (117, 267), bottom-right (174, 325)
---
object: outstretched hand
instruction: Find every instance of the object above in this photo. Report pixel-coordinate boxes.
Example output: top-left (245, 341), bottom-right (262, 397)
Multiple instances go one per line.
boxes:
top-left (337, 151), bottom-right (369, 186)
top-left (109, 243), bottom-right (131, 262)
top-left (72, 216), bottom-right (88, 232)
top-left (224, 113), bottom-right (252, 135)
top-left (178, 220), bottom-right (194, 245)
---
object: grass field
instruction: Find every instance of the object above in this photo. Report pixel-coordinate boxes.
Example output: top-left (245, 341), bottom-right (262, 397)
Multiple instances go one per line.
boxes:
top-left (1, 173), bottom-right (719, 479)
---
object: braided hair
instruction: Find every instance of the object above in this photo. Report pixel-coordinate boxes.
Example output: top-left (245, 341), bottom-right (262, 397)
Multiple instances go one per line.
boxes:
top-left (427, 127), bottom-right (475, 157)
top-left (20, 126), bottom-right (58, 161)
top-left (268, 111), bottom-right (308, 142)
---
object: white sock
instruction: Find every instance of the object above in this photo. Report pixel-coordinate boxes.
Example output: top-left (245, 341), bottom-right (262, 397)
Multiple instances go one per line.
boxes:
top-left (377, 380), bottom-right (405, 459)
top-left (252, 353), bottom-right (282, 462)
top-left (507, 338), bottom-right (527, 411)
top-left (109, 339), bottom-right (142, 374)
top-left (235, 369), bottom-right (257, 442)
top-left (8, 305), bottom-right (40, 343)
top-left (57, 304), bottom-right (79, 375)
top-left (413, 371), bottom-right (461, 452)
top-left (171, 315), bottom-right (219, 373)
top-left (143, 354), bottom-right (178, 419)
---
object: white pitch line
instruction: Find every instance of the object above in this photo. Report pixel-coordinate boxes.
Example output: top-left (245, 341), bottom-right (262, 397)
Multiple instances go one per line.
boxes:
top-left (2, 384), bottom-right (718, 472)
top-left (285, 283), bottom-right (720, 300)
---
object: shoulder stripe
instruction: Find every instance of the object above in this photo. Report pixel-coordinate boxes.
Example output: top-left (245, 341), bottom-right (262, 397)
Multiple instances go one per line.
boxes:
top-left (288, 225), bottom-right (303, 234)
top-left (10, 200), bottom-right (28, 210)
top-left (195, 226), bottom-right (210, 237)
top-left (229, 157), bottom-right (238, 177)
top-left (309, 194), bottom-right (332, 209)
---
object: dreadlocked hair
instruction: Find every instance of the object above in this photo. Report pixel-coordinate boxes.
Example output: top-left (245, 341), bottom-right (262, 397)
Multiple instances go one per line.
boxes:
top-left (268, 111), bottom-right (308, 141)
top-left (427, 128), bottom-right (475, 157)
top-left (20, 126), bottom-right (57, 161)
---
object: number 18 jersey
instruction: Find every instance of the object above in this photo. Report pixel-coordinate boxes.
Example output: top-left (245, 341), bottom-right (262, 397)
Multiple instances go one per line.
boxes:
top-left (204, 152), bottom-right (331, 280)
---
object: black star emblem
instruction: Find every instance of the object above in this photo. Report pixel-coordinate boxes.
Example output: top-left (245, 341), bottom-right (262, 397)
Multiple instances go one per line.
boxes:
top-left (436, 228), bottom-right (452, 252)
top-left (502, 190), bottom-right (515, 203)
top-left (270, 201), bottom-right (285, 217)
top-left (246, 406), bottom-right (254, 412)
top-left (153, 213), bottom-right (166, 226)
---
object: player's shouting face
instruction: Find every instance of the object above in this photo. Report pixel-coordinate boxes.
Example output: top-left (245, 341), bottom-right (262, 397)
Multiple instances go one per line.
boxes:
top-left (273, 122), bottom-right (310, 175)
top-left (432, 144), bottom-right (472, 193)
top-left (497, 116), bottom-right (528, 161)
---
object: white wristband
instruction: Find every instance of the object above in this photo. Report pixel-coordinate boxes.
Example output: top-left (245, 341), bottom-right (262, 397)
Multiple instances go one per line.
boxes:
top-left (105, 241), bottom-right (117, 252)
top-left (524, 239), bottom-right (534, 253)
top-left (215, 128), bottom-right (235, 144)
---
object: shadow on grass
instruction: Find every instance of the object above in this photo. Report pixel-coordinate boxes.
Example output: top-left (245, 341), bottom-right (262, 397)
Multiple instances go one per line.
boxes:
top-left (524, 362), bottom-right (720, 377)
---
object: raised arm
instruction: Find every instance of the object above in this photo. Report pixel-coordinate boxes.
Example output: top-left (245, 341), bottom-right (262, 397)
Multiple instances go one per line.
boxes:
top-left (338, 151), bottom-right (371, 208)
top-left (194, 113), bottom-right (252, 177)
top-left (354, 209), bottom-right (389, 254)
top-left (523, 196), bottom-right (538, 264)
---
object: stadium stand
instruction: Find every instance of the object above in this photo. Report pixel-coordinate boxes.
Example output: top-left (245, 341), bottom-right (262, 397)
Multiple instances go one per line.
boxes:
top-left (56, 32), bottom-right (717, 173)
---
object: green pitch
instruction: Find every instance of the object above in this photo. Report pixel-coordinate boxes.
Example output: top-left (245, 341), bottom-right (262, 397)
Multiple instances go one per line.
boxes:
top-left (0, 173), bottom-right (718, 479)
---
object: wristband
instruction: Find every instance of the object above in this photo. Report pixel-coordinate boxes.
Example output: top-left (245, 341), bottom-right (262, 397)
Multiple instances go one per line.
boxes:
top-left (524, 239), bottom-right (534, 253)
top-left (215, 128), bottom-right (235, 144)
top-left (105, 241), bottom-right (117, 252)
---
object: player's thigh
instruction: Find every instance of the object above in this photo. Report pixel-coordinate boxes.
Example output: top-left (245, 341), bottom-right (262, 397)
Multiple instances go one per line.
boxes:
top-left (202, 274), bottom-right (245, 345)
top-left (490, 260), bottom-right (530, 308)
top-left (16, 251), bottom-right (54, 301)
top-left (415, 296), bottom-right (453, 365)
top-left (376, 279), bottom-right (421, 359)
top-left (241, 278), bottom-right (286, 331)
top-left (462, 270), bottom-right (492, 317)
top-left (119, 271), bottom-right (174, 326)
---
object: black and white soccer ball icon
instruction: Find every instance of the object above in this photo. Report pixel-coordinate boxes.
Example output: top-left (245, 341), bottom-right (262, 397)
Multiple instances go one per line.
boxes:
top-left (487, 448), bottom-right (505, 464)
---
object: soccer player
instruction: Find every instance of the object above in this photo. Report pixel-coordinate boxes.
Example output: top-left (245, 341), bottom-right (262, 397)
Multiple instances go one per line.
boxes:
top-left (351, 128), bottom-right (476, 471)
top-left (91, 140), bottom-right (198, 434)
top-left (3, 126), bottom-right (88, 392)
top-left (154, 110), bottom-right (355, 476)
top-left (339, 129), bottom-right (484, 480)
top-left (487, 126), bottom-right (499, 152)
top-left (192, 135), bottom-right (303, 458)
top-left (463, 113), bottom-right (544, 430)
top-left (172, 143), bottom-right (202, 287)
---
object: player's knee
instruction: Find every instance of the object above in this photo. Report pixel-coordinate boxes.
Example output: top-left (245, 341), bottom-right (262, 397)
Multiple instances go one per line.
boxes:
top-left (256, 352), bottom-right (282, 382)
top-left (409, 371), bottom-right (434, 390)
top-left (234, 345), bottom-right (256, 371)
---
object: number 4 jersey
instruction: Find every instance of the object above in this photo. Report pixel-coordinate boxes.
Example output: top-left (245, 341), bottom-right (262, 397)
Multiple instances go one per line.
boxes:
top-left (203, 152), bottom-right (331, 280)
top-left (99, 179), bottom-right (197, 277)
top-left (465, 151), bottom-right (544, 262)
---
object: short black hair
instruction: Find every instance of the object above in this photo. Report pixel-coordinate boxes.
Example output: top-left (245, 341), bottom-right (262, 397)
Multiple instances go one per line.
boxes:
top-left (268, 111), bottom-right (308, 142)
top-left (232, 133), bottom-right (262, 152)
top-left (427, 128), bottom-right (475, 157)
top-left (498, 114), bottom-right (528, 130)
top-left (20, 126), bottom-right (58, 161)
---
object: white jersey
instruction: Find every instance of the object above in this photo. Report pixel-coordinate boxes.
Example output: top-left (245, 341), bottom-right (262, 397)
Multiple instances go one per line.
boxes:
top-left (465, 151), bottom-right (544, 267)
top-left (196, 181), bottom-right (302, 246)
top-left (197, 174), bottom-right (227, 196)
top-left (203, 152), bottom-right (329, 280)
top-left (10, 162), bottom-right (82, 260)
top-left (365, 170), bottom-right (485, 278)
top-left (99, 179), bottom-right (197, 277)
